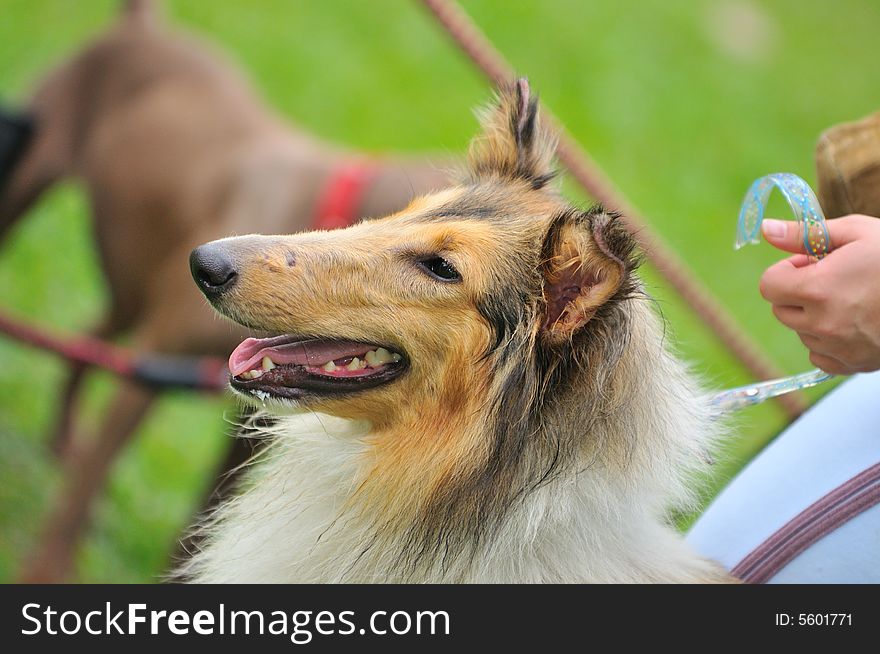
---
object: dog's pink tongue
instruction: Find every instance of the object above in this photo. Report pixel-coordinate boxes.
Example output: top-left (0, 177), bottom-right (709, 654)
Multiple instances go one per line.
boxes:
top-left (228, 337), bottom-right (369, 377)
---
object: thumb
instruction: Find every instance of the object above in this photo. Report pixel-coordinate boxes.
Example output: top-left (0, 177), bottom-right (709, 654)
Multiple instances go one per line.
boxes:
top-left (762, 215), bottom-right (870, 254)
top-left (760, 219), bottom-right (812, 254)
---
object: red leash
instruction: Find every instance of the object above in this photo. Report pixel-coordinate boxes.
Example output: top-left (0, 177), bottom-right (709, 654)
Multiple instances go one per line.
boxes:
top-left (0, 160), bottom-right (375, 390)
top-left (0, 311), bottom-right (133, 378)
top-left (0, 311), bottom-right (228, 390)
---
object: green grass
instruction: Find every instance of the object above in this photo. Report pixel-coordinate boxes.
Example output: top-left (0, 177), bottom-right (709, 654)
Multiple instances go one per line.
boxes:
top-left (1, 0), bottom-right (877, 581)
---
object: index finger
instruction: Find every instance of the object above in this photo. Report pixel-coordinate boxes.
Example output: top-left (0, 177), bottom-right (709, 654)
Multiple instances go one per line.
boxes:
top-left (759, 256), bottom-right (814, 306)
top-left (786, 253), bottom-right (813, 269)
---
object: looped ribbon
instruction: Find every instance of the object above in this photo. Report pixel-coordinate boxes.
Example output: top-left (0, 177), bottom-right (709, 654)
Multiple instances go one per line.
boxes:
top-left (712, 173), bottom-right (834, 412)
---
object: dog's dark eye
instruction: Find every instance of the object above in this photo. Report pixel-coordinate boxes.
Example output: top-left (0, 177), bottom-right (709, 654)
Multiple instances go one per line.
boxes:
top-left (417, 256), bottom-right (461, 282)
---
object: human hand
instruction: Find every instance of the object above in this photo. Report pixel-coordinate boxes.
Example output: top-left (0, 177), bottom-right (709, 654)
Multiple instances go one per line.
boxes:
top-left (759, 214), bottom-right (880, 374)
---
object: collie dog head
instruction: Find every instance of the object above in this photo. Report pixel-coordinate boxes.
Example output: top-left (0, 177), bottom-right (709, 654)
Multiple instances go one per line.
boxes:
top-left (189, 80), bottom-right (720, 581)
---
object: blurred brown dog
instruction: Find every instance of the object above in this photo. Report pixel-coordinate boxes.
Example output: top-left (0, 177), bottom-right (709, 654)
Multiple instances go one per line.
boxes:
top-left (1, 0), bottom-right (449, 582)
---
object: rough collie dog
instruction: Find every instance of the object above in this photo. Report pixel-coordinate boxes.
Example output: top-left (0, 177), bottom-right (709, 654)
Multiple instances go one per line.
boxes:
top-left (183, 80), bottom-right (733, 583)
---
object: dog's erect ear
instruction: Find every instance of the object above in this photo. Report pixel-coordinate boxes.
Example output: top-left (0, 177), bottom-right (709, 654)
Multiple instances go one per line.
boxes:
top-left (468, 78), bottom-right (556, 188)
top-left (539, 210), bottom-right (636, 344)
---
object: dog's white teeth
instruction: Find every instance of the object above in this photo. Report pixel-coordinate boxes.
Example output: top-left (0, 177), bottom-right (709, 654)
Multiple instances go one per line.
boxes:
top-left (375, 348), bottom-right (395, 364)
top-left (317, 349), bottom-right (402, 373)
top-left (241, 349), bottom-right (400, 378)
top-left (364, 348), bottom-right (398, 367)
top-left (346, 357), bottom-right (366, 371)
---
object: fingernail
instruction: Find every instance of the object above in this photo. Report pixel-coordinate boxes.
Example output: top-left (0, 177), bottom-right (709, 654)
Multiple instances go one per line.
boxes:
top-left (762, 219), bottom-right (786, 239)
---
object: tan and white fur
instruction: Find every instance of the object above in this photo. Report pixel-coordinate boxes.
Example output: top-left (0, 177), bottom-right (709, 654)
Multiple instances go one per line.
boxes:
top-left (182, 80), bottom-right (734, 583)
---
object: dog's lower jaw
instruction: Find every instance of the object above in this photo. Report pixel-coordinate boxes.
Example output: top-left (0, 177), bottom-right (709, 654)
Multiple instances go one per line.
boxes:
top-left (230, 386), bottom-right (305, 415)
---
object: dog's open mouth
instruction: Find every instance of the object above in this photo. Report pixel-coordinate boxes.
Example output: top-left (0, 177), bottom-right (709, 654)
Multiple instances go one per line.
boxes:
top-left (228, 335), bottom-right (407, 399)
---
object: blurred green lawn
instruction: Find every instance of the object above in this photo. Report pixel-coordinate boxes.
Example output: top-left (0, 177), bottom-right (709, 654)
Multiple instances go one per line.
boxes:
top-left (1, 0), bottom-right (878, 582)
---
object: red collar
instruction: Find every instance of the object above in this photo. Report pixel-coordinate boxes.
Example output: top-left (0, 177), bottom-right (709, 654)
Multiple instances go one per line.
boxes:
top-left (312, 160), bottom-right (379, 230)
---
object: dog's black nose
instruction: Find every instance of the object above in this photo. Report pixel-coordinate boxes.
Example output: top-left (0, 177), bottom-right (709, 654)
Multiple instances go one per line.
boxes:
top-left (190, 242), bottom-right (238, 296)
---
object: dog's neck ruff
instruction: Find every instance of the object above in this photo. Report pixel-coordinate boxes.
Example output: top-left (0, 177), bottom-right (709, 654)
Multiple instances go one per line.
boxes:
top-left (181, 411), bottom-right (724, 583)
top-left (312, 160), bottom-right (380, 231)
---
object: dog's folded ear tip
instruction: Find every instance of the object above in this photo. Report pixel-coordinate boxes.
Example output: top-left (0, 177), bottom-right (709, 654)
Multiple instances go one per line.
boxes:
top-left (584, 208), bottom-right (639, 274)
